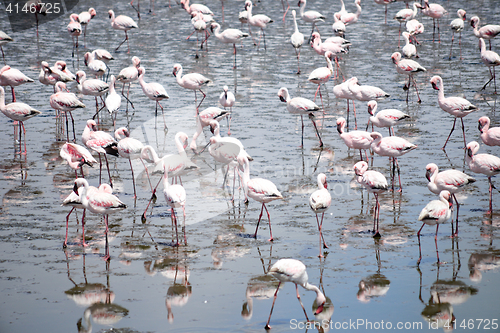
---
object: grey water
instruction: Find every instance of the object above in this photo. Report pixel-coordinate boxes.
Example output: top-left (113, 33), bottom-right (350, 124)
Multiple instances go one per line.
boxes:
top-left (0, 0), bottom-right (499, 332)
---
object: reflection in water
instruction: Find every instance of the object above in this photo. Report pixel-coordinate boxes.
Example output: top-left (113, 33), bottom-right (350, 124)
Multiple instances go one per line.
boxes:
top-left (241, 274), bottom-right (281, 320)
top-left (468, 250), bottom-right (500, 282)
top-left (357, 243), bottom-right (390, 303)
top-left (211, 233), bottom-right (251, 269)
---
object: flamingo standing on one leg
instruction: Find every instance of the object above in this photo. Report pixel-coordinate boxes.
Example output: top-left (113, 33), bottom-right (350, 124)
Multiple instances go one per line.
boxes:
top-left (309, 173), bottom-right (331, 257)
top-left (479, 38), bottom-right (500, 93)
top-left (429, 75), bottom-right (478, 149)
top-left (162, 164), bottom-right (187, 246)
top-left (308, 51), bottom-right (334, 108)
top-left (366, 100), bottom-right (409, 136)
top-left (265, 258), bottom-right (326, 330)
top-left (108, 10), bottom-right (138, 53)
top-left (391, 52), bottom-right (426, 103)
top-left (336, 116), bottom-right (373, 161)
top-left (173, 63), bottom-right (211, 113)
top-left (137, 66), bottom-right (169, 131)
top-left (245, 0), bottom-right (273, 51)
top-left (478, 116), bottom-right (500, 147)
top-left (290, 10), bottom-right (304, 74)
top-left (354, 161), bottom-right (388, 237)
top-left (466, 141), bottom-right (500, 214)
top-left (417, 190), bottom-right (453, 265)
top-left (449, 9), bottom-right (466, 60)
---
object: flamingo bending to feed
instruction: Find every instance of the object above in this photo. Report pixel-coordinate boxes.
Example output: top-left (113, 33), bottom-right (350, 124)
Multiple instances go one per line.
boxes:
top-left (478, 116), bottom-right (500, 147)
top-left (162, 164), bottom-right (187, 246)
top-left (466, 141), bottom-right (500, 214)
top-left (0, 86), bottom-right (40, 154)
top-left (210, 22), bottom-right (249, 69)
top-left (336, 116), bottom-right (373, 161)
top-left (297, 0), bottom-right (325, 42)
top-left (190, 107), bottom-right (230, 151)
top-left (471, 16), bottom-right (500, 50)
top-left (354, 161), bottom-right (388, 237)
top-left (308, 51), bottom-right (334, 108)
top-left (245, 0), bottom-right (273, 50)
top-left (67, 14), bottom-right (81, 57)
top-left (278, 87), bottom-right (323, 147)
top-left (238, 154), bottom-right (283, 241)
top-left (137, 66), bottom-right (169, 131)
top-left (417, 190), bottom-right (453, 265)
top-left (449, 9), bottom-right (466, 60)
top-left (108, 10), bottom-right (138, 53)
top-left (479, 38), bottom-right (500, 93)
top-left (73, 178), bottom-right (126, 260)
top-left (173, 63), bottom-right (212, 113)
top-left (309, 173), bottom-right (331, 257)
top-left (425, 163), bottom-right (476, 237)
top-left (391, 52), bottom-right (426, 103)
top-left (429, 75), bottom-right (478, 149)
top-left (50, 82), bottom-right (86, 142)
top-left (265, 258), bottom-right (326, 330)
top-left (60, 142), bottom-right (96, 178)
top-left (1, 65), bottom-right (34, 102)
top-left (366, 100), bottom-right (409, 135)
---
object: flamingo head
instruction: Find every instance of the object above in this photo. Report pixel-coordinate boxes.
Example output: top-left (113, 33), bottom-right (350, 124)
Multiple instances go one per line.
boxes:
top-left (277, 87), bottom-right (288, 103)
top-left (75, 70), bottom-right (86, 84)
top-left (458, 9), bottom-right (466, 21)
top-left (132, 56), bottom-right (141, 68)
top-left (367, 100), bottom-right (377, 116)
top-left (478, 116), bottom-right (489, 133)
top-left (115, 127), bottom-right (130, 140)
top-left (108, 10), bottom-right (114, 19)
top-left (466, 141), bottom-right (479, 159)
top-left (178, 132), bottom-right (189, 149)
top-left (73, 178), bottom-right (86, 195)
top-left (297, 0), bottom-right (303, 7)
top-left (319, 173), bottom-right (328, 189)
top-left (425, 163), bottom-right (437, 182)
top-left (390, 52), bottom-right (401, 64)
top-left (440, 190), bottom-right (452, 207)
top-left (78, 157), bottom-right (93, 168)
top-left (89, 8), bottom-right (96, 18)
top-left (83, 52), bottom-right (90, 66)
top-left (353, 161), bottom-right (368, 177)
top-left (210, 22), bottom-right (219, 33)
top-left (172, 64), bottom-right (181, 77)
top-left (137, 66), bottom-right (145, 77)
top-left (430, 76), bottom-right (441, 91)
top-left (336, 117), bottom-right (346, 134)
top-left (209, 119), bottom-right (219, 134)
top-left (470, 16), bottom-right (479, 28)
top-left (244, 0), bottom-right (252, 10)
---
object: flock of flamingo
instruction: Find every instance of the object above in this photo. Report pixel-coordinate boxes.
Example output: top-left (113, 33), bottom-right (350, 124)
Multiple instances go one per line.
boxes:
top-left (1, 0), bottom-right (500, 328)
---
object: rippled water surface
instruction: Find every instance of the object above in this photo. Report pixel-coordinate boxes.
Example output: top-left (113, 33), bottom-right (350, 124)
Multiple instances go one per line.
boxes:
top-left (1, 0), bottom-right (500, 332)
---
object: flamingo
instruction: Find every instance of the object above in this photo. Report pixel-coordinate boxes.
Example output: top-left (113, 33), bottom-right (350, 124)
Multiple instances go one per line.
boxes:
top-left (210, 22), bottom-right (249, 69)
top-left (54, 61), bottom-right (76, 81)
top-left (425, 163), bottom-right (476, 237)
top-left (340, 0), bottom-right (361, 26)
top-left (479, 38), bottom-right (500, 93)
top-left (75, 71), bottom-right (109, 118)
top-left (366, 100), bottom-right (410, 136)
top-left (218, 85), bottom-right (235, 134)
top-left (208, 120), bottom-right (252, 161)
top-left (449, 9), bottom-right (466, 60)
top-left (93, 49), bottom-right (114, 81)
top-left (401, 31), bottom-right (416, 58)
top-left (238, 154), bottom-right (283, 241)
top-left (108, 10), bottom-right (138, 53)
top-left (173, 63), bottom-right (212, 113)
top-left (417, 0), bottom-right (447, 43)
top-left (60, 142), bottom-right (96, 178)
top-left (137, 66), bottom-right (169, 131)
top-left (354, 161), bottom-right (388, 237)
top-left (190, 13), bottom-right (210, 58)
top-left (406, 18), bottom-right (424, 45)
top-left (1, 65), bottom-right (34, 102)
top-left (50, 82), bottom-right (86, 142)
top-left (370, 132), bottom-right (417, 191)
top-left (190, 107), bottom-right (230, 151)
top-left (180, 0), bottom-right (214, 16)
top-left (333, 77), bottom-right (358, 129)
top-left (478, 116), bottom-right (500, 147)
top-left (429, 75), bottom-right (478, 149)
top-left (374, 0), bottom-right (394, 24)
top-left (332, 13), bottom-right (346, 37)
top-left (105, 75), bottom-right (121, 128)
top-left (309, 173), bottom-right (331, 257)
top-left (466, 141), bottom-right (500, 214)
top-left (0, 31), bottom-right (13, 64)
top-left (336, 116), bottom-right (373, 161)
top-left (308, 51), bottom-right (334, 108)
top-left (162, 164), bottom-right (187, 246)
top-left (278, 87), bottom-right (323, 147)
top-left (347, 77), bottom-right (390, 103)
top-left (207, 139), bottom-right (242, 197)
top-left (67, 14), bottom-right (81, 57)
top-left (245, 0), bottom-right (273, 50)
top-left (78, 8), bottom-right (96, 47)
top-left (391, 52), bottom-right (426, 103)
top-left (417, 190), bottom-right (453, 265)
top-left (310, 32), bottom-right (347, 79)
top-left (265, 258), bottom-right (326, 330)
top-left (297, 0), bottom-right (325, 42)
top-left (0, 86), bottom-right (40, 154)
top-left (394, 2), bottom-right (418, 46)
top-left (116, 56), bottom-right (141, 108)
top-left (84, 52), bottom-right (106, 78)
top-left (470, 16), bottom-right (500, 50)
top-left (73, 178), bottom-right (127, 260)
top-left (38, 61), bottom-right (73, 91)
top-left (82, 119), bottom-right (118, 186)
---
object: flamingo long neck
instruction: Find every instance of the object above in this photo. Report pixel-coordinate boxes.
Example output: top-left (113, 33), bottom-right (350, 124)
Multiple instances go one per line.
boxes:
top-left (145, 146), bottom-right (160, 164)
top-left (241, 157), bottom-right (250, 192)
top-left (293, 12), bottom-right (299, 33)
top-left (339, 0), bottom-right (345, 13)
top-left (79, 181), bottom-right (89, 208)
top-left (174, 133), bottom-right (186, 155)
top-left (354, 1), bottom-right (361, 16)
top-left (303, 283), bottom-right (325, 301)
top-left (163, 167), bottom-right (170, 190)
top-left (436, 79), bottom-right (445, 102)
top-left (138, 72), bottom-right (146, 90)
top-left (299, 0), bottom-right (306, 18)
top-left (213, 24), bottom-right (222, 38)
top-left (175, 68), bottom-right (183, 85)
top-left (412, 3), bottom-right (418, 18)
top-left (480, 39), bottom-right (486, 54)
top-left (0, 88), bottom-right (6, 111)
top-left (246, 3), bottom-right (253, 19)
top-left (213, 122), bottom-right (221, 138)
top-left (109, 77), bottom-right (116, 94)
top-left (325, 56), bottom-right (333, 72)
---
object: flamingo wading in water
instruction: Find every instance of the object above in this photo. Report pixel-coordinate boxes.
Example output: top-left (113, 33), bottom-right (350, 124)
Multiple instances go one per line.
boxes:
top-left (390, 52), bottom-right (426, 103)
top-left (478, 116), bottom-right (500, 147)
top-left (108, 10), bottom-right (138, 53)
top-left (309, 173), bottom-right (331, 257)
top-left (173, 63), bottom-right (212, 113)
top-left (245, 0), bottom-right (273, 50)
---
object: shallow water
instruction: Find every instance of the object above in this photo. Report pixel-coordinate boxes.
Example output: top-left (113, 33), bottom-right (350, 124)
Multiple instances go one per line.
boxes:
top-left (1, 0), bottom-right (500, 332)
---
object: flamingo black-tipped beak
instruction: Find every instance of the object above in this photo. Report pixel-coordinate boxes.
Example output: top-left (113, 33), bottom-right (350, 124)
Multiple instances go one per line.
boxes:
top-left (314, 303), bottom-right (325, 315)
top-left (73, 182), bottom-right (79, 195)
top-left (478, 122), bottom-right (483, 133)
top-left (431, 82), bottom-right (439, 90)
top-left (279, 95), bottom-right (286, 103)
top-left (467, 147), bottom-right (473, 158)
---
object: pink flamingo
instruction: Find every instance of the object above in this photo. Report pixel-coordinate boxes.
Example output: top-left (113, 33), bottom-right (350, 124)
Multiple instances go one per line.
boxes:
top-left (401, 32), bottom-right (416, 58)
top-left (340, 0), bottom-right (361, 26)
top-left (297, 0), bottom-right (325, 42)
top-left (210, 22), bottom-right (249, 69)
top-left (190, 107), bottom-right (230, 151)
top-left (173, 63), bottom-right (212, 113)
top-left (425, 163), bottom-right (476, 237)
top-left (308, 51), bottom-right (334, 108)
top-left (0, 86), bottom-right (40, 154)
top-left (290, 10), bottom-right (304, 74)
top-left (394, 2), bottom-right (418, 47)
top-left (478, 116), bottom-right (500, 147)
top-left (417, 190), bottom-right (453, 265)
top-left (54, 61), bottom-right (76, 81)
top-left (332, 12), bottom-right (346, 37)
top-left (278, 87), bottom-right (323, 147)
top-left (84, 52), bottom-right (106, 78)
top-left (137, 66), bottom-right (169, 131)
top-left (370, 132), bottom-right (417, 191)
top-left (366, 100), bottom-right (410, 136)
top-left (93, 49), bottom-right (114, 80)
top-left (219, 85), bottom-right (235, 133)
top-left (38, 61), bottom-right (73, 91)
top-left (0, 31), bottom-right (13, 65)
top-left (471, 16), bottom-right (500, 50)
top-left (245, 0), bottom-right (273, 50)
top-left (82, 119), bottom-right (118, 186)
top-left (238, 154), bottom-right (283, 241)
top-left (108, 10), bottom-right (138, 53)
top-left (78, 8), bottom-right (96, 47)
top-left (207, 139), bottom-right (241, 192)
top-left (0, 65), bottom-right (34, 102)
top-left (116, 56), bottom-right (141, 108)
top-left (391, 52), bottom-right (426, 103)
top-left (265, 258), bottom-right (326, 330)
top-left (190, 13), bottom-right (209, 59)
top-left (105, 75), bottom-right (121, 128)
top-left (406, 19), bottom-right (424, 45)
top-left (347, 77), bottom-right (390, 103)
top-left (333, 77), bottom-right (358, 129)
top-left (466, 141), bottom-right (500, 214)
top-left (479, 38), bottom-right (500, 93)
top-left (336, 116), bottom-right (373, 161)
top-left (180, 0), bottom-right (214, 16)
top-left (310, 32), bottom-right (347, 79)
top-left (73, 178), bottom-right (126, 260)
top-left (76, 71), bottom-right (109, 118)
top-left (354, 161), bottom-right (388, 237)
top-left (309, 173), bottom-right (331, 257)
top-left (67, 14), bottom-right (81, 57)
top-left (417, 0), bottom-right (447, 43)
top-left (449, 9), bottom-right (466, 60)
top-left (209, 120), bottom-right (252, 161)
top-left (374, 0), bottom-right (394, 24)
top-left (162, 164), bottom-right (187, 246)
top-left (430, 75), bottom-right (478, 149)
top-left (60, 142), bottom-right (96, 178)
top-left (50, 82), bottom-right (86, 142)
